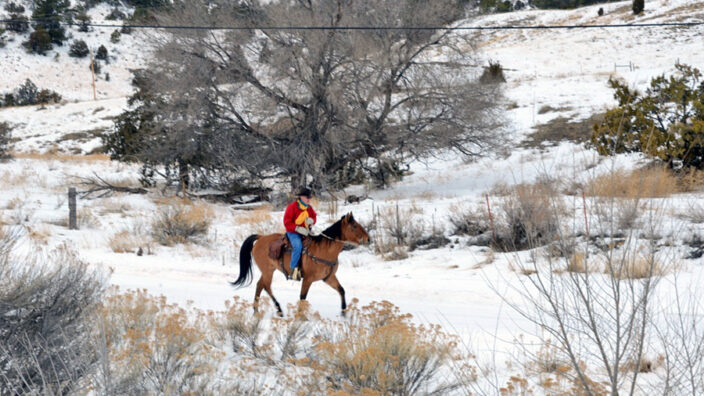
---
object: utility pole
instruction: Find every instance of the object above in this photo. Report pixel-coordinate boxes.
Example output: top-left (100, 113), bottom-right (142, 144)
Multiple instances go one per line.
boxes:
top-left (89, 48), bottom-right (97, 101)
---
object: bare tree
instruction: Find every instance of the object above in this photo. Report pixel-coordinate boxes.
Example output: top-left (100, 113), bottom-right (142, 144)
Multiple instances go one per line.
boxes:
top-left (0, 122), bottom-right (12, 161)
top-left (489, 171), bottom-right (672, 395)
top-left (653, 273), bottom-right (704, 395)
top-left (116, 0), bottom-right (504, 193)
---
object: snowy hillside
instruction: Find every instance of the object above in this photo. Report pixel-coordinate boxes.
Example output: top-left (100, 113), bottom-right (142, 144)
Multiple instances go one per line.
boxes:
top-left (2, 0), bottom-right (703, 153)
top-left (1, 0), bottom-right (704, 393)
top-left (0, 2), bottom-right (144, 100)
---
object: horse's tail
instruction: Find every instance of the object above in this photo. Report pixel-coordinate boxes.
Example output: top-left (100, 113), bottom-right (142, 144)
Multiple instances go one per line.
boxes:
top-left (231, 234), bottom-right (258, 288)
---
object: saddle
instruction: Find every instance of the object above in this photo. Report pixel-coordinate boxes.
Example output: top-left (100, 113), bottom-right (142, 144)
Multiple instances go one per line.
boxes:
top-left (269, 235), bottom-right (311, 280)
top-left (269, 234), bottom-right (314, 260)
top-left (268, 235), bottom-right (291, 260)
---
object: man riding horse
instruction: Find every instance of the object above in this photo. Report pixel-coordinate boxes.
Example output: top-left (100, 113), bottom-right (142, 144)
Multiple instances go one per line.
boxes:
top-left (283, 188), bottom-right (316, 281)
top-left (231, 187), bottom-right (369, 316)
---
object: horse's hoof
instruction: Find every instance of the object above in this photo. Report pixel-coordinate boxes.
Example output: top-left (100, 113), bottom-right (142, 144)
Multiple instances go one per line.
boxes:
top-left (277, 310), bottom-right (284, 318)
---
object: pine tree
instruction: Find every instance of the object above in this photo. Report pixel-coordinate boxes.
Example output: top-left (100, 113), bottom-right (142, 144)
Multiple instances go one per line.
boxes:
top-left (592, 64), bottom-right (704, 168)
top-left (110, 30), bottom-right (121, 43)
top-left (76, 11), bottom-right (91, 32)
top-left (23, 26), bottom-right (52, 54)
top-left (69, 40), bottom-right (89, 58)
top-left (31, 0), bottom-right (70, 46)
top-left (0, 122), bottom-right (13, 160)
top-left (6, 14), bottom-right (30, 33)
top-left (632, 0), bottom-right (644, 14)
top-left (16, 79), bottom-right (39, 105)
top-left (4, 2), bottom-right (25, 13)
top-left (96, 44), bottom-right (108, 61)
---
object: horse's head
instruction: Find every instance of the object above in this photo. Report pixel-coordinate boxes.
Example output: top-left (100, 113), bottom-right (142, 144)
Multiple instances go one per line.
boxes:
top-left (340, 212), bottom-right (370, 245)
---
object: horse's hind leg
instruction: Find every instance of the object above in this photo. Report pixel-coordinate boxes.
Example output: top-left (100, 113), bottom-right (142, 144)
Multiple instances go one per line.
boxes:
top-left (254, 272), bottom-right (281, 316)
top-left (324, 274), bottom-right (347, 317)
top-left (262, 281), bottom-right (283, 317)
top-left (253, 277), bottom-right (264, 312)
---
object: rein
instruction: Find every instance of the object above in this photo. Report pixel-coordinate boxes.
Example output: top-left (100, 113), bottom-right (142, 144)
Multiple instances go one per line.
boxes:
top-left (301, 237), bottom-right (338, 282)
top-left (302, 235), bottom-right (339, 267)
top-left (319, 231), bottom-right (361, 247)
top-left (298, 226), bottom-right (363, 281)
top-left (303, 231), bottom-right (360, 282)
top-left (302, 247), bottom-right (337, 267)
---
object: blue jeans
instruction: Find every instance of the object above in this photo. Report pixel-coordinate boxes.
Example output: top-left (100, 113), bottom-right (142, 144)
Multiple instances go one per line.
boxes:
top-left (287, 232), bottom-right (303, 270)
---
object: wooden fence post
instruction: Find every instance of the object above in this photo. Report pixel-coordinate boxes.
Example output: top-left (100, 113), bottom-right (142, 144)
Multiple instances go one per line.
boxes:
top-left (486, 194), bottom-right (496, 244)
top-left (68, 187), bottom-right (77, 230)
top-left (582, 191), bottom-right (589, 237)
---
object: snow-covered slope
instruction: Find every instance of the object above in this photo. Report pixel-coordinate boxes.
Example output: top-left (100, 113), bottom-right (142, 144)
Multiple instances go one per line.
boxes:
top-left (1, 2), bottom-right (145, 101)
top-left (2, 0), bottom-right (702, 152)
top-left (467, 0), bottom-right (704, 138)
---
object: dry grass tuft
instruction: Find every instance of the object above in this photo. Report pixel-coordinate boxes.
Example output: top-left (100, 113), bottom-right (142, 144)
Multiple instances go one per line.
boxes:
top-left (375, 242), bottom-right (410, 261)
top-left (371, 203), bottom-right (433, 259)
top-left (152, 200), bottom-right (213, 245)
top-left (619, 355), bottom-right (664, 374)
top-left (448, 203), bottom-right (490, 237)
top-left (4, 197), bottom-right (23, 210)
top-left (234, 206), bottom-right (273, 225)
top-left (611, 255), bottom-right (669, 279)
top-left (564, 252), bottom-right (594, 273)
top-left (220, 297), bottom-right (270, 359)
top-left (677, 168), bottom-right (704, 192)
top-left (184, 243), bottom-right (214, 258)
top-left (109, 230), bottom-right (151, 254)
top-left (312, 300), bottom-right (462, 394)
top-left (489, 181), bottom-right (513, 196)
top-left (0, 168), bottom-right (47, 188)
top-left (97, 198), bottom-right (133, 216)
top-left (77, 207), bottom-right (100, 228)
top-left (509, 261), bottom-right (537, 276)
top-left (25, 224), bottom-right (51, 245)
top-left (527, 340), bottom-right (572, 377)
top-left (414, 190), bottom-right (437, 200)
top-left (586, 167), bottom-right (679, 198)
top-left (557, 252), bottom-right (669, 279)
top-left (233, 205), bottom-right (280, 234)
top-left (96, 289), bottom-right (223, 393)
top-left (494, 182), bottom-right (563, 251)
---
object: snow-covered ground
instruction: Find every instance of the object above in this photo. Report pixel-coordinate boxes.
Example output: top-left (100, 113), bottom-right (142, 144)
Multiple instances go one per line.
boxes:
top-left (1, 0), bottom-right (704, 392)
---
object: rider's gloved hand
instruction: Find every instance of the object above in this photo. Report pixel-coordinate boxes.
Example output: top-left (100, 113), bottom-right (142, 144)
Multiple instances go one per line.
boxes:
top-left (295, 226), bottom-right (309, 236)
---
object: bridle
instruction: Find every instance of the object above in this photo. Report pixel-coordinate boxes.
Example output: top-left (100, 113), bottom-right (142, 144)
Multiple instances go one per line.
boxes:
top-left (305, 227), bottom-right (366, 282)
top-left (320, 230), bottom-right (370, 247)
top-left (319, 231), bottom-right (356, 246)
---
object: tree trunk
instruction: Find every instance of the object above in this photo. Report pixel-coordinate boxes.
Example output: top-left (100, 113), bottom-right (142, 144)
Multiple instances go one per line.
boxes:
top-left (178, 161), bottom-right (189, 192)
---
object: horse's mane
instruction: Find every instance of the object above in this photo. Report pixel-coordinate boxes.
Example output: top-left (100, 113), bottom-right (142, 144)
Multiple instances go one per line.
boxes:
top-left (311, 214), bottom-right (352, 244)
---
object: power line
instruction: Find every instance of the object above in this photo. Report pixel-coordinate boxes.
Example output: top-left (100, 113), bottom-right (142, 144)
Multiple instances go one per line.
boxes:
top-left (1, 19), bottom-right (703, 31)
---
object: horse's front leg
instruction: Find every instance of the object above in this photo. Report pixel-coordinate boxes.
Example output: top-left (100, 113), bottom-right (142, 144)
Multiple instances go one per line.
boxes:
top-left (299, 277), bottom-right (313, 301)
top-left (324, 274), bottom-right (346, 317)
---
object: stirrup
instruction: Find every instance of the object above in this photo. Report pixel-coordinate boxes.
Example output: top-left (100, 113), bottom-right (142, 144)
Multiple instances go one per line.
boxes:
top-left (291, 267), bottom-right (302, 281)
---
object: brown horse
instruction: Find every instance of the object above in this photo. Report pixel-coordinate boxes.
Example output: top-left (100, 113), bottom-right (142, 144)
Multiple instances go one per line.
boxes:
top-left (231, 213), bottom-right (369, 316)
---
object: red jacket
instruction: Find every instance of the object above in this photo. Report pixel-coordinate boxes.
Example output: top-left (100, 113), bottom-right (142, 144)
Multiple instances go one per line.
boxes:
top-left (283, 199), bottom-right (317, 233)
